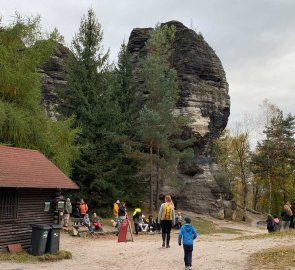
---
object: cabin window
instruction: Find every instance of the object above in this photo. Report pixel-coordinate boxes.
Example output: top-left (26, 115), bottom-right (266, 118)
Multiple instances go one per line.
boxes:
top-left (0, 191), bottom-right (18, 220)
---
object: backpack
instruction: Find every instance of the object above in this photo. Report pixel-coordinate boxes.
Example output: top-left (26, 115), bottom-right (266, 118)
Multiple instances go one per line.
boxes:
top-left (162, 203), bottom-right (173, 220)
top-left (267, 219), bottom-right (275, 231)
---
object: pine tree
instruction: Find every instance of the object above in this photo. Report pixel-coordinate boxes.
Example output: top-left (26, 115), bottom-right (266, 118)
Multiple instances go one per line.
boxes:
top-left (136, 24), bottom-right (194, 213)
top-left (252, 111), bottom-right (295, 214)
top-left (64, 9), bottom-right (142, 213)
top-left (0, 14), bottom-right (80, 175)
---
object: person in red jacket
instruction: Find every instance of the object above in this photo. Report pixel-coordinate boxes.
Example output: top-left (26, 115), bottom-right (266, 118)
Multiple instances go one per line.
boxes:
top-left (79, 198), bottom-right (88, 218)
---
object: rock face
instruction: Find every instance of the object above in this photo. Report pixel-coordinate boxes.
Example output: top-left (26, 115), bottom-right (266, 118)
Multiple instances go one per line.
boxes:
top-left (40, 43), bottom-right (72, 120)
top-left (127, 21), bottom-right (235, 219)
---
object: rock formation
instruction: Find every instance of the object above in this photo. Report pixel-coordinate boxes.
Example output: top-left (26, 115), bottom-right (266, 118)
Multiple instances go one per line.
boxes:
top-left (127, 21), bottom-right (235, 219)
top-left (40, 43), bottom-right (72, 121)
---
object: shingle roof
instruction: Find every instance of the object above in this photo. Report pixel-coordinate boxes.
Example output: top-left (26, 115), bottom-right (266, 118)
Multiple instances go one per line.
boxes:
top-left (0, 146), bottom-right (79, 189)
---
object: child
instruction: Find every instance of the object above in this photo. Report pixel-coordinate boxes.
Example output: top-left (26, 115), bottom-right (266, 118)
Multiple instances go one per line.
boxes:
top-left (178, 217), bottom-right (198, 270)
top-left (92, 213), bottom-right (103, 231)
top-left (83, 214), bottom-right (93, 233)
top-left (175, 211), bottom-right (183, 229)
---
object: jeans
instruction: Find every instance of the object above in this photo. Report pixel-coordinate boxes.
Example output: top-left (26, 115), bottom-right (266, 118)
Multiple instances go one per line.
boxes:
top-left (281, 220), bottom-right (290, 231)
top-left (183, 244), bottom-right (193, 267)
top-left (161, 220), bottom-right (172, 246)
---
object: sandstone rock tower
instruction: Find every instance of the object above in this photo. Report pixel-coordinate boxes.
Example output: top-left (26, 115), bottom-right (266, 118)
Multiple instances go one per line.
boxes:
top-left (127, 21), bottom-right (234, 218)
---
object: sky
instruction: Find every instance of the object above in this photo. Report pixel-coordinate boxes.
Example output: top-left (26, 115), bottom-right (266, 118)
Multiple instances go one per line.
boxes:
top-left (1, 0), bottom-right (295, 134)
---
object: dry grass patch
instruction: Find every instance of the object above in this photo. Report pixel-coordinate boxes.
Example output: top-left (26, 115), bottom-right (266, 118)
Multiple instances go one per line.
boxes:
top-left (0, 250), bottom-right (72, 263)
top-left (190, 218), bottom-right (242, 235)
top-left (249, 246), bottom-right (295, 270)
top-left (231, 229), bottom-right (295, 241)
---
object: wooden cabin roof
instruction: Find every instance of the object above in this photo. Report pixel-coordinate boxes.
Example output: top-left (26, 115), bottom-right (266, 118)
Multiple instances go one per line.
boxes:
top-left (0, 146), bottom-right (79, 189)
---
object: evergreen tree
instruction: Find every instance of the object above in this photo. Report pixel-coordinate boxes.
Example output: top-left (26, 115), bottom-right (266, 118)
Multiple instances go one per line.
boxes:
top-left (0, 14), bottom-right (80, 175)
top-left (252, 111), bottom-right (295, 214)
top-left (136, 24), bottom-right (194, 213)
top-left (65, 9), bottom-right (143, 213)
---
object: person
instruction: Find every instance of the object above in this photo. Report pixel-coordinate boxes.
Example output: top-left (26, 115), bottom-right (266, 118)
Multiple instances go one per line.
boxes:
top-left (118, 202), bottom-right (126, 222)
top-left (138, 214), bottom-right (149, 232)
top-left (148, 215), bottom-right (156, 232)
top-left (79, 199), bottom-right (88, 218)
top-left (63, 198), bottom-right (72, 227)
top-left (83, 213), bottom-right (93, 233)
top-left (175, 211), bottom-right (183, 229)
top-left (266, 215), bottom-right (276, 233)
top-left (178, 217), bottom-right (198, 270)
top-left (158, 195), bottom-right (175, 248)
top-left (133, 208), bottom-right (142, 235)
top-left (281, 201), bottom-right (293, 231)
top-left (92, 213), bottom-right (103, 231)
top-left (113, 200), bottom-right (120, 218)
top-left (273, 215), bottom-right (281, 231)
top-left (72, 200), bottom-right (81, 218)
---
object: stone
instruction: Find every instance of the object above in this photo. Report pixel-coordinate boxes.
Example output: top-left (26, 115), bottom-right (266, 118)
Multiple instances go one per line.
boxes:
top-left (41, 43), bottom-right (73, 121)
top-left (127, 21), bottom-right (234, 219)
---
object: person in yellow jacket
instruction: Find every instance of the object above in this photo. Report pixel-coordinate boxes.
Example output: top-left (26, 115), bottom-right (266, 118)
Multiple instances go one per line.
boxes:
top-left (133, 208), bottom-right (142, 235)
top-left (158, 195), bottom-right (175, 248)
top-left (113, 200), bottom-right (120, 218)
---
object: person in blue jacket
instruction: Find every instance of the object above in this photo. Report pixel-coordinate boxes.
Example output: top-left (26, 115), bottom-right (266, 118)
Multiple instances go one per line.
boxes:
top-left (178, 217), bottom-right (198, 270)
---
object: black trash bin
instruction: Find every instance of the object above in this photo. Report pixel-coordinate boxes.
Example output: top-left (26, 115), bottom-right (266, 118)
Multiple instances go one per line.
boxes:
top-left (31, 224), bottom-right (51, 256)
top-left (46, 224), bottom-right (62, 253)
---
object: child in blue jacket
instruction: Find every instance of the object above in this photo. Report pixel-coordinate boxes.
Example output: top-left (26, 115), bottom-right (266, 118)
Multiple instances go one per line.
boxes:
top-left (178, 217), bottom-right (198, 270)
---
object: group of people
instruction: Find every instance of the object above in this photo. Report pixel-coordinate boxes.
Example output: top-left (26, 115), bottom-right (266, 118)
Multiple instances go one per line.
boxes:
top-left (114, 195), bottom-right (198, 270)
top-left (267, 201), bottom-right (294, 233)
top-left (62, 198), bottom-right (103, 232)
top-left (132, 208), bottom-right (161, 234)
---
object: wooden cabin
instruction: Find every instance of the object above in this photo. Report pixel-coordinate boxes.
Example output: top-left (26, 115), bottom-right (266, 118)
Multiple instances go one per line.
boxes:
top-left (0, 146), bottom-right (79, 252)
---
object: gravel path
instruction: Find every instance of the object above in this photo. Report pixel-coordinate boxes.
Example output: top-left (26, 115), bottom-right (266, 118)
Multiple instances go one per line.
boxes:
top-left (1, 220), bottom-right (294, 270)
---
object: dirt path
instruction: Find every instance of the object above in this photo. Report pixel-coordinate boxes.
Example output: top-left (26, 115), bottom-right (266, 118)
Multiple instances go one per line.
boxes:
top-left (1, 220), bottom-right (294, 270)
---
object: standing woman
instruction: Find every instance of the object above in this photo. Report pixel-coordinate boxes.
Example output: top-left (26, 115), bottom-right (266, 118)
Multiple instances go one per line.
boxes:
top-left (158, 195), bottom-right (175, 248)
top-left (281, 201), bottom-right (293, 230)
top-left (79, 198), bottom-right (88, 218)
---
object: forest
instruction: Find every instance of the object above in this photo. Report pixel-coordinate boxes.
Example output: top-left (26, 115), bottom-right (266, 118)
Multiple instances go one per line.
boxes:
top-left (1, 9), bottom-right (294, 218)
top-left (214, 100), bottom-right (295, 217)
top-left (0, 10), bottom-right (194, 215)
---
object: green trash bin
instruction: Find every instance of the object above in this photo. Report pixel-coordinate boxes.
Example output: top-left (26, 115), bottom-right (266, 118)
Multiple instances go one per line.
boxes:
top-left (31, 224), bottom-right (51, 256)
top-left (46, 224), bottom-right (62, 253)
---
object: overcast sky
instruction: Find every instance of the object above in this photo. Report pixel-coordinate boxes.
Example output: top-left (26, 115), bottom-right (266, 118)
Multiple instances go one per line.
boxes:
top-left (1, 0), bottom-right (295, 134)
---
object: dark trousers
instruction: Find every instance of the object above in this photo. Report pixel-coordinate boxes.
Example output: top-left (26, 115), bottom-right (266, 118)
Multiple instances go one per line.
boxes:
top-left (134, 223), bottom-right (139, 235)
top-left (183, 244), bottom-right (193, 267)
top-left (161, 220), bottom-right (172, 245)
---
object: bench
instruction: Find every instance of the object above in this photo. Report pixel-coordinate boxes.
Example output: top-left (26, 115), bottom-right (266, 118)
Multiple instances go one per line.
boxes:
top-left (71, 217), bottom-right (84, 227)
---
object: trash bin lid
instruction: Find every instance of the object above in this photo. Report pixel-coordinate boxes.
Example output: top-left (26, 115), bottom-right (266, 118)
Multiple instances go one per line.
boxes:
top-left (51, 224), bottom-right (62, 229)
top-left (31, 224), bottom-right (51, 230)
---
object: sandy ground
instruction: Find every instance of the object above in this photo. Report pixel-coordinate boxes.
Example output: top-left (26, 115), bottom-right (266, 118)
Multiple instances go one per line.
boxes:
top-left (1, 217), bottom-right (295, 270)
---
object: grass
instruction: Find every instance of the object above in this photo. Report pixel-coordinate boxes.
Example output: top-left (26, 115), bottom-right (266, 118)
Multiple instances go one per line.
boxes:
top-left (230, 229), bottom-right (295, 241)
top-left (100, 211), bottom-right (242, 235)
top-left (249, 246), bottom-right (295, 270)
top-left (0, 250), bottom-right (72, 263)
top-left (190, 218), bottom-right (242, 235)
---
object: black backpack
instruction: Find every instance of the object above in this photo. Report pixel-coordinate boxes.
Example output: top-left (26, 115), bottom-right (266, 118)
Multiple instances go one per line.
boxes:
top-left (267, 219), bottom-right (275, 231)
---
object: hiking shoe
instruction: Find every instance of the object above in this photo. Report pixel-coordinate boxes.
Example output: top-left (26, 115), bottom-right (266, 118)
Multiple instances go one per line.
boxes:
top-left (188, 266), bottom-right (192, 270)
top-left (162, 242), bottom-right (165, 247)
top-left (166, 244), bottom-right (170, 248)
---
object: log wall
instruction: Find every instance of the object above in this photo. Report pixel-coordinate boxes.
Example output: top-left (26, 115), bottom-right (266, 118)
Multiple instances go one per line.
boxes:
top-left (0, 188), bottom-right (55, 252)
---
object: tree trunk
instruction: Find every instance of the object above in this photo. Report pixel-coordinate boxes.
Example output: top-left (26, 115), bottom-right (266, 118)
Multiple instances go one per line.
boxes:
top-left (155, 145), bottom-right (160, 210)
top-left (149, 144), bottom-right (154, 215)
top-left (267, 147), bottom-right (272, 214)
